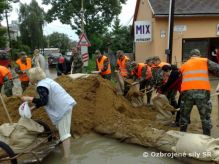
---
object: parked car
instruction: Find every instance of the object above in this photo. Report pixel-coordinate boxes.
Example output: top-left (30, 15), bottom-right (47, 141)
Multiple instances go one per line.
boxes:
top-left (0, 51), bottom-right (11, 68)
top-left (64, 51), bottom-right (72, 61)
top-left (48, 53), bottom-right (62, 66)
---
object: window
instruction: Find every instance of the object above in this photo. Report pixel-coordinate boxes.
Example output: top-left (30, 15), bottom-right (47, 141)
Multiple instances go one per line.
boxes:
top-left (182, 39), bottom-right (209, 62)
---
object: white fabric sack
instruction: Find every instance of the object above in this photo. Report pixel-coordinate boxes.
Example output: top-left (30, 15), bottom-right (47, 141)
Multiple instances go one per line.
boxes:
top-left (173, 133), bottom-right (219, 162)
top-left (19, 102), bottom-right (32, 119)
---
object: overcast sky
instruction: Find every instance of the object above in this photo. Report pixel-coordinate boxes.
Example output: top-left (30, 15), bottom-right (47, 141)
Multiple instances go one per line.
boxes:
top-left (2, 0), bottom-right (136, 41)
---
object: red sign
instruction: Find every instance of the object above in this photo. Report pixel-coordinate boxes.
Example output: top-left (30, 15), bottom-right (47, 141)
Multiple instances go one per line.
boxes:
top-left (77, 33), bottom-right (91, 47)
top-left (82, 53), bottom-right (89, 62)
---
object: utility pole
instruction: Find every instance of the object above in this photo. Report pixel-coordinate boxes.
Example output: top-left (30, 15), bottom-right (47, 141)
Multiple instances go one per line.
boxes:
top-left (81, 0), bottom-right (84, 34)
top-left (5, 10), bottom-right (12, 54)
top-left (4, 0), bottom-right (20, 57)
top-left (165, 0), bottom-right (175, 64)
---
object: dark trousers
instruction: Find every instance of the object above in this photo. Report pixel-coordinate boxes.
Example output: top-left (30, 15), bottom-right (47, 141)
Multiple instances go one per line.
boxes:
top-left (140, 79), bottom-right (153, 104)
top-left (21, 81), bottom-right (29, 92)
top-left (102, 74), bottom-right (111, 80)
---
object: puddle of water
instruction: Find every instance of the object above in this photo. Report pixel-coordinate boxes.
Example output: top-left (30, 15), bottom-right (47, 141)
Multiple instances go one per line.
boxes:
top-left (42, 133), bottom-right (186, 164)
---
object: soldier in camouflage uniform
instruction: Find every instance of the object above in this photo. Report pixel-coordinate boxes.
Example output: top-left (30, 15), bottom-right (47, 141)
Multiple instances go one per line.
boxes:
top-left (144, 57), bottom-right (155, 104)
top-left (116, 50), bottom-right (132, 95)
top-left (95, 50), bottom-right (111, 80)
top-left (70, 47), bottom-right (83, 74)
top-left (180, 49), bottom-right (219, 136)
top-left (0, 66), bottom-right (13, 97)
top-left (150, 56), bottom-right (165, 89)
top-left (130, 61), bottom-right (153, 104)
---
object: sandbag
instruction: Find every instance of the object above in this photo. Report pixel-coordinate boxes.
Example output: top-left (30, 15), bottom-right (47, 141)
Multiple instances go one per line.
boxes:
top-left (0, 123), bottom-right (17, 146)
top-left (114, 70), bottom-right (124, 93)
top-left (0, 123), bottom-right (17, 137)
top-left (173, 133), bottom-right (219, 162)
top-left (152, 94), bottom-right (176, 123)
top-left (68, 73), bottom-right (90, 80)
top-left (126, 83), bottom-right (144, 107)
top-left (0, 118), bottom-right (44, 153)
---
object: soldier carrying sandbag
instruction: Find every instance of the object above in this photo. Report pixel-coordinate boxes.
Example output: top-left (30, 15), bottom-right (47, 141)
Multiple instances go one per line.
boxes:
top-left (130, 61), bottom-right (153, 105)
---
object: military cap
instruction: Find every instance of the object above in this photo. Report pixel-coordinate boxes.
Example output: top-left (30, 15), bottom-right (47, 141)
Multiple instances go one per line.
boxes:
top-left (130, 61), bottom-right (137, 67)
top-left (95, 50), bottom-right (101, 54)
top-left (145, 57), bottom-right (152, 64)
top-left (190, 49), bottom-right (200, 56)
top-left (19, 51), bottom-right (27, 56)
top-left (152, 56), bottom-right (160, 61)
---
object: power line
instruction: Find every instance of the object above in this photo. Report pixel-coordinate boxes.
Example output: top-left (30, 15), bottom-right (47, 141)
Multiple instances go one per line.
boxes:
top-left (125, 14), bottom-right (134, 26)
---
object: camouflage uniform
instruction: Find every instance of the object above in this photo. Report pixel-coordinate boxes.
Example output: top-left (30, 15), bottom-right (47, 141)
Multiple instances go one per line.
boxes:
top-left (151, 66), bottom-right (163, 88)
top-left (0, 75), bottom-right (13, 97)
top-left (116, 56), bottom-right (131, 95)
top-left (140, 66), bottom-right (153, 104)
top-left (180, 59), bottom-right (219, 135)
top-left (130, 63), bottom-right (153, 104)
top-left (3, 80), bottom-right (13, 97)
top-left (15, 64), bottom-right (29, 92)
top-left (180, 90), bottom-right (212, 132)
top-left (70, 53), bottom-right (83, 73)
top-left (96, 56), bottom-right (111, 80)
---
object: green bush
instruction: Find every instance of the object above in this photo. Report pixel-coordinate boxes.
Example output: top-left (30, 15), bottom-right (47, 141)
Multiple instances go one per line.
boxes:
top-left (86, 55), bottom-right (96, 73)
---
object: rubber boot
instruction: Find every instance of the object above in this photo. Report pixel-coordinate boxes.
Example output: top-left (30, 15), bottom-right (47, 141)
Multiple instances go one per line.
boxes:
top-left (203, 128), bottom-right (211, 136)
top-left (180, 125), bottom-right (187, 132)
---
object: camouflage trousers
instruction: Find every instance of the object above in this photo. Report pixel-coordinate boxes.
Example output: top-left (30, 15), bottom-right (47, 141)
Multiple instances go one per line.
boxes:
top-left (72, 67), bottom-right (83, 74)
top-left (180, 90), bottom-right (212, 131)
top-left (101, 74), bottom-right (111, 80)
top-left (21, 81), bottom-right (29, 93)
top-left (0, 80), bottom-right (13, 97)
top-left (140, 79), bottom-right (153, 104)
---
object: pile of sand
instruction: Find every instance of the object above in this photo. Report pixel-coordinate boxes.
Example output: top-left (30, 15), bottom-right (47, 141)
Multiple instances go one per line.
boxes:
top-left (0, 75), bottom-right (177, 137)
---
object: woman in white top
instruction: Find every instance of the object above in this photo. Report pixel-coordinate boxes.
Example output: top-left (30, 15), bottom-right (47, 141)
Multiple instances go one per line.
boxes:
top-left (21, 67), bottom-right (76, 158)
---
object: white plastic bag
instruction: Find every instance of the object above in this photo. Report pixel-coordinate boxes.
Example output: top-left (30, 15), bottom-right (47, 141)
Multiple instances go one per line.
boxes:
top-left (19, 102), bottom-right (32, 119)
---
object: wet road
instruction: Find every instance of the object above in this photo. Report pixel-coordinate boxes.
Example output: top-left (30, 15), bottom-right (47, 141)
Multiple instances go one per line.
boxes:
top-left (42, 133), bottom-right (185, 164)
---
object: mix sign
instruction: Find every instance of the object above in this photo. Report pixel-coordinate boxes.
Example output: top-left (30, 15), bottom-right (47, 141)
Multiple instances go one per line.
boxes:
top-left (134, 21), bottom-right (152, 42)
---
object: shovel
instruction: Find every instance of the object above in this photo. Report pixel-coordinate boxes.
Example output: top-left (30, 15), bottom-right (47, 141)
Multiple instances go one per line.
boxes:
top-left (91, 71), bottom-right (101, 74)
top-left (0, 94), bottom-right (12, 124)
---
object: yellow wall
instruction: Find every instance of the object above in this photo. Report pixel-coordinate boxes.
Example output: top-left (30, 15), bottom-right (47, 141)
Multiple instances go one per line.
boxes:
top-left (135, 1), bottom-right (219, 65)
top-left (135, 0), bottom-right (155, 63)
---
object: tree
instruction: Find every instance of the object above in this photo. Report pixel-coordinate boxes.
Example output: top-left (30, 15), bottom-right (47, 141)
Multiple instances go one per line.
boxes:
top-left (43, 0), bottom-right (127, 52)
top-left (0, 0), bottom-right (8, 48)
top-left (19, 0), bottom-right (45, 50)
top-left (47, 32), bottom-right (72, 53)
top-left (0, 27), bottom-right (7, 48)
top-left (104, 17), bottom-right (133, 53)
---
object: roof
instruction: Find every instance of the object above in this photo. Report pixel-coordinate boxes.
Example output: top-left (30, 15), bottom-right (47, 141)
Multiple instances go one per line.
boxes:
top-left (149, 0), bottom-right (219, 16)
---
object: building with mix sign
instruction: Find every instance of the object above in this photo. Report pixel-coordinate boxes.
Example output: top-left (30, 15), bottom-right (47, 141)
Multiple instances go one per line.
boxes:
top-left (133, 0), bottom-right (219, 65)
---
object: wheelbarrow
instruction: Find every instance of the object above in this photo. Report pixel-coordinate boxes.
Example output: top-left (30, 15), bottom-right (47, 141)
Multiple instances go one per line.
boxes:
top-left (0, 94), bottom-right (58, 164)
top-left (0, 120), bottom-right (58, 164)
